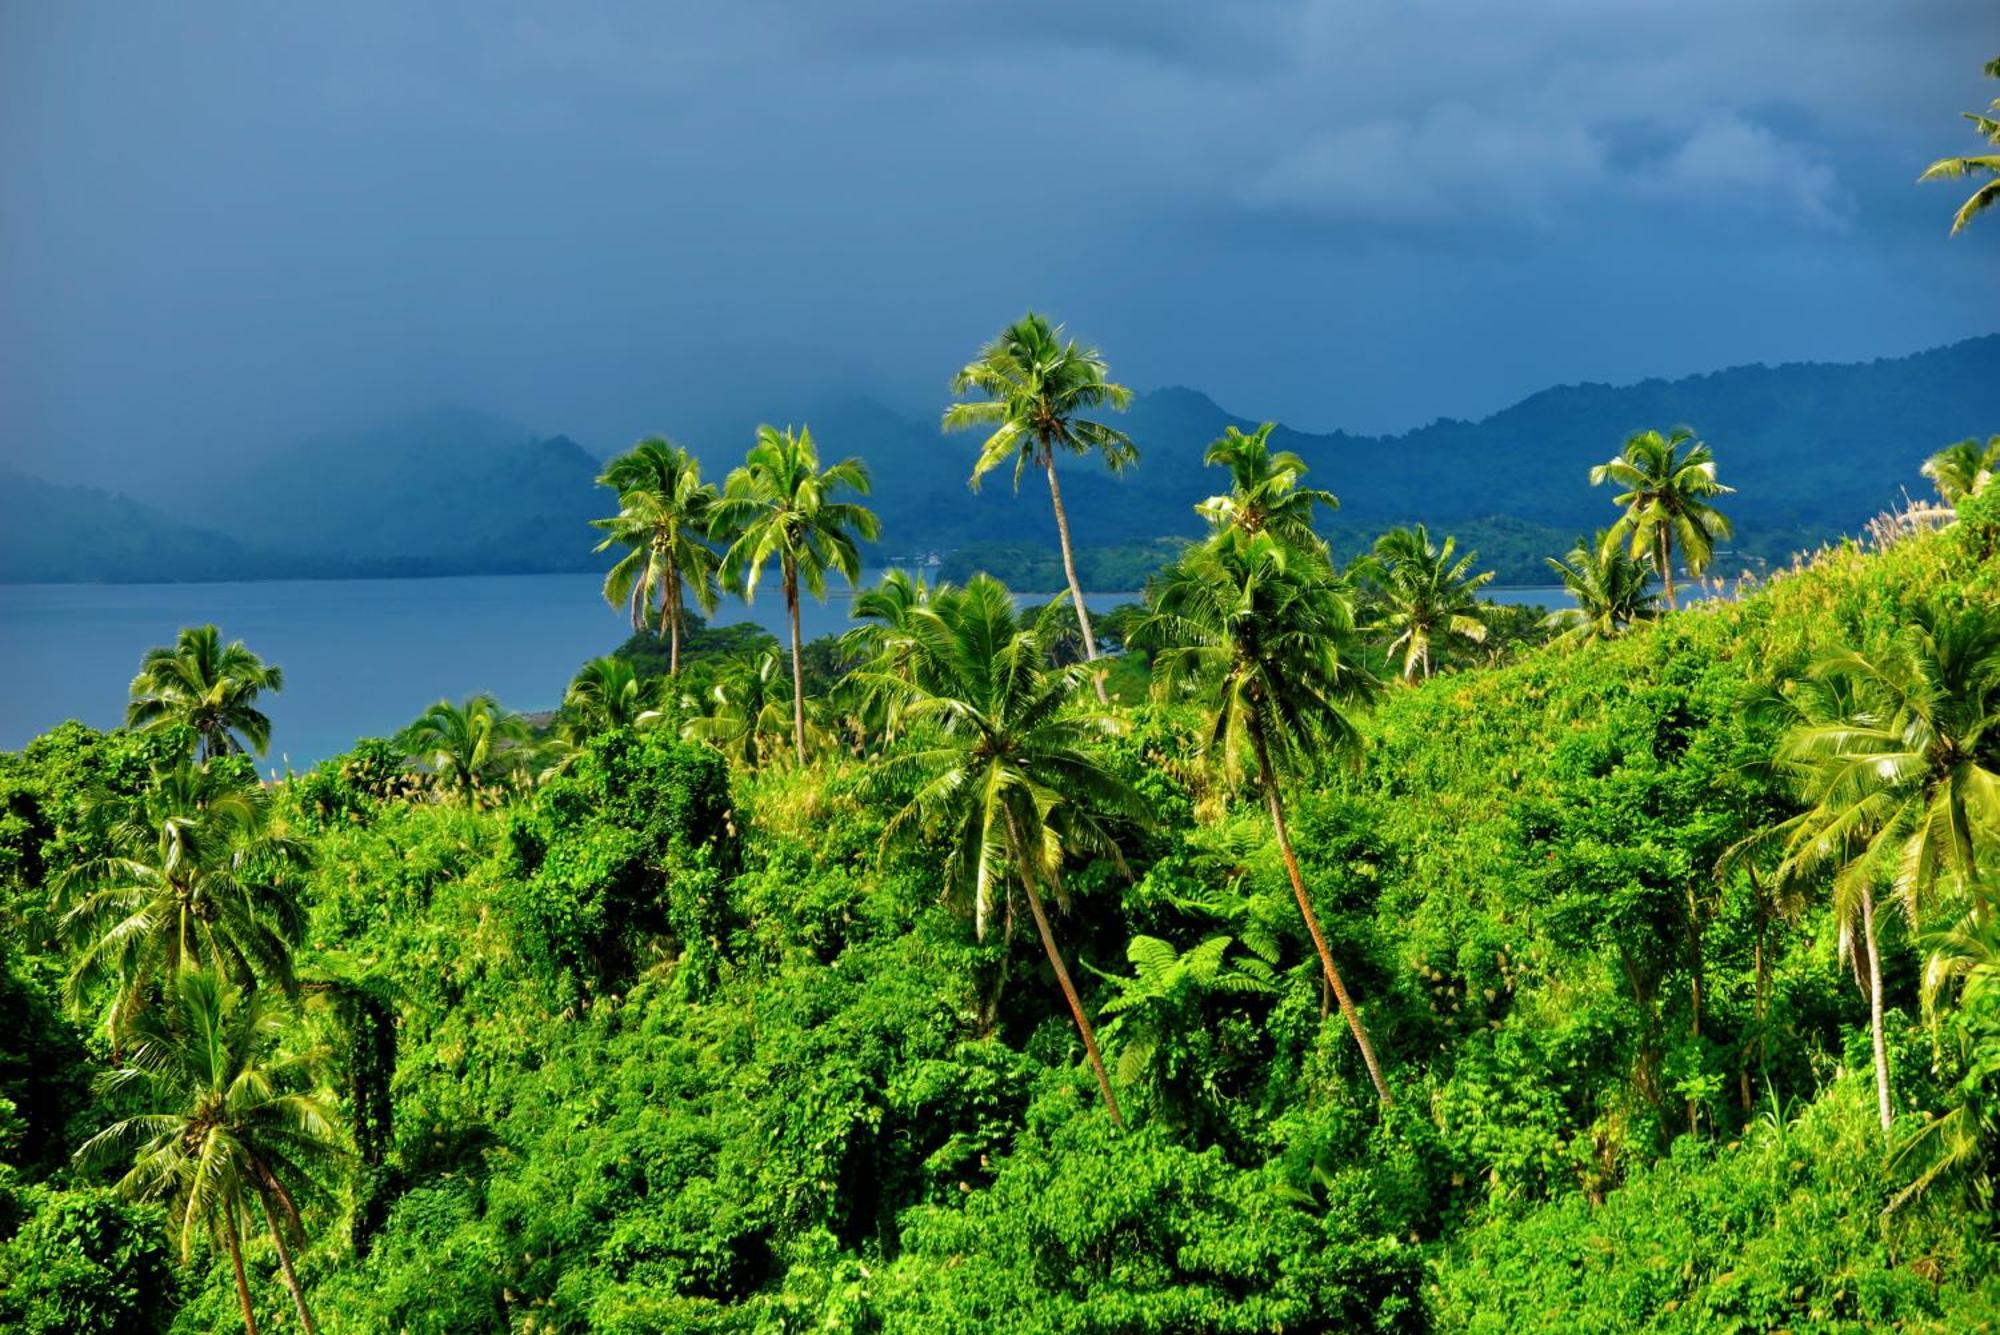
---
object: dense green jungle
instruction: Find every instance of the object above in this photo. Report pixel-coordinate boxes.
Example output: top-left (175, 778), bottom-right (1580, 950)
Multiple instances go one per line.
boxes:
top-left (4, 308), bottom-right (2000, 1334)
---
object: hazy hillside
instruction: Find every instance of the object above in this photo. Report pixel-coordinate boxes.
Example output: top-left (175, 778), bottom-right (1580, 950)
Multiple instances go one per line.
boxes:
top-left (0, 468), bottom-right (258, 583)
top-left (6, 336), bottom-right (1996, 583)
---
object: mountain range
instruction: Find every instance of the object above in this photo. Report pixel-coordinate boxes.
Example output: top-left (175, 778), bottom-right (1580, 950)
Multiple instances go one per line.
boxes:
top-left (4, 335), bottom-right (1996, 586)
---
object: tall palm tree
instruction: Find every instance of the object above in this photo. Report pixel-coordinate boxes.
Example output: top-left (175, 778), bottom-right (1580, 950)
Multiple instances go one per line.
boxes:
top-left (55, 761), bottom-right (307, 1042)
top-left (1923, 435), bottom-right (2000, 507)
top-left (396, 695), bottom-right (530, 806)
top-left (1362, 525), bottom-right (1494, 681)
top-left (681, 650), bottom-right (807, 769)
top-left (561, 656), bottom-right (665, 739)
top-left (592, 437), bottom-right (722, 676)
top-left (77, 970), bottom-right (345, 1335)
top-left (1194, 421), bottom-right (1338, 552)
top-left (944, 313), bottom-right (1135, 703)
top-left (711, 425), bottom-right (880, 765)
top-left (1542, 532), bottom-right (1663, 646)
top-left (127, 626), bottom-right (285, 761)
top-left (871, 576), bottom-right (1148, 1124)
top-left (1918, 57), bottom-right (2000, 234)
top-left (1138, 533), bottom-right (1394, 1103)
top-left (1754, 603), bottom-right (2000, 1128)
top-left (1589, 426), bottom-right (1734, 609)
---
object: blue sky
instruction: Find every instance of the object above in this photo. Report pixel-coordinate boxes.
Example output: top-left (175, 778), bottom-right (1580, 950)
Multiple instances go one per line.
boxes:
top-left (3, 1), bottom-right (1995, 482)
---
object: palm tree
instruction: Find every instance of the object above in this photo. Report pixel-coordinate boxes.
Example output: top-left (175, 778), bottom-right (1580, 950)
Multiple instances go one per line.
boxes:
top-left (78, 970), bottom-right (345, 1335)
top-left (1918, 57), bottom-right (2000, 234)
top-left (871, 576), bottom-right (1148, 1124)
top-left (55, 761), bottom-right (307, 1042)
top-left (944, 313), bottom-right (1135, 702)
top-left (1754, 603), bottom-right (2000, 1128)
top-left (127, 626), bottom-right (285, 761)
top-left (1138, 532), bottom-right (1394, 1103)
top-left (593, 437), bottom-right (722, 676)
top-left (1589, 426), bottom-right (1734, 609)
top-left (711, 425), bottom-right (880, 765)
top-left (1194, 421), bottom-right (1338, 552)
top-left (681, 650), bottom-right (806, 769)
top-left (1542, 532), bottom-right (1663, 646)
top-left (396, 694), bottom-right (530, 806)
top-left (1362, 525), bottom-right (1495, 681)
top-left (1923, 435), bottom-right (2000, 507)
top-left (839, 569), bottom-right (942, 748)
top-left (561, 656), bottom-right (665, 738)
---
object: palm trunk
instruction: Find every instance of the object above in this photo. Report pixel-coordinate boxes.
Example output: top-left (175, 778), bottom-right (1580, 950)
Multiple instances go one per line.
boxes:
top-left (1861, 886), bottom-right (1892, 1131)
top-left (1007, 810), bottom-right (1123, 1127)
top-left (785, 566), bottom-right (806, 766)
top-left (1043, 457), bottom-right (1108, 704)
top-left (1250, 723), bottom-right (1392, 1104)
top-left (663, 554), bottom-right (682, 677)
top-left (1657, 531), bottom-right (1676, 610)
top-left (258, 1187), bottom-right (319, 1335)
top-left (1685, 884), bottom-right (1705, 1134)
top-left (1744, 867), bottom-right (1769, 1112)
top-left (226, 1200), bottom-right (260, 1335)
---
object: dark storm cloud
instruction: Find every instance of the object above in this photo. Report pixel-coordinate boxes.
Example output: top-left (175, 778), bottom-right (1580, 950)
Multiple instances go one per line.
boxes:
top-left (1, 0), bottom-right (1994, 481)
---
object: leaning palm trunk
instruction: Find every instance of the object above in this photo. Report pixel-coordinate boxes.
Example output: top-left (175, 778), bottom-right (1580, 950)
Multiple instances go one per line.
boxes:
top-left (258, 1185), bottom-right (319, 1335)
top-left (784, 564), bottom-right (806, 766)
top-left (1862, 886), bottom-right (1892, 1131)
top-left (1008, 811), bottom-right (1124, 1126)
top-left (1253, 728), bottom-right (1393, 1104)
top-left (1043, 456), bottom-right (1108, 704)
top-left (226, 1201), bottom-right (260, 1335)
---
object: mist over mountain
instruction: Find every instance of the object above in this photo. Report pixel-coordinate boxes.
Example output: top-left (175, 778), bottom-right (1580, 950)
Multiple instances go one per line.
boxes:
top-left (5, 335), bottom-right (1995, 586)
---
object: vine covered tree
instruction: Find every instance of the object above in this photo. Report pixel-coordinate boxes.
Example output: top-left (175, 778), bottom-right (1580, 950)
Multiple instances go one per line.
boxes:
top-left (593, 437), bottom-right (721, 676)
top-left (1362, 524), bottom-right (1494, 681)
top-left (1918, 57), bottom-right (2000, 234)
top-left (944, 313), bottom-right (1134, 702)
top-left (127, 626), bottom-right (285, 762)
top-left (1542, 532), bottom-right (1662, 646)
top-left (1590, 426), bottom-right (1734, 609)
top-left (872, 575), bottom-right (1148, 1124)
top-left (1139, 532), bottom-right (1394, 1102)
top-left (712, 425), bottom-right (879, 765)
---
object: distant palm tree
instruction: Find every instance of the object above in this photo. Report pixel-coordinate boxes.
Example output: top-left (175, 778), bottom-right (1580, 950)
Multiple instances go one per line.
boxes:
top-left (1752, 603), bottom-right (2000, 1128)
top-left (1139, 532), bottom-right (1393, 1103)
top-left (1542, 532), bottom-right (1663, 646)
top-left (593, 437), bottom-right (722, 676)
top-left (1923, 435), bottom-right (2000, 507)
top-left (78, 970), bottom-right (345, 1335)
top-left (839, 568), bottom-right (942, 747)
top-left (127, 626), bottom-right (285, 761)
top-left (711, 425), bottom-right (880, 765)
top-left (682, 650), bottom-right (810, 769)
top-left (1194, 421), bottom-right (1337, 552)
top-left (55, 761), bottom-right (306, 1041)
top-left (872, 576), bottom-right (1147, 1124)
top-left (1590, 426), bottom-right (1734, 609)
top-left (944, 313), bottom-right (1134, 702)
top-left (1362, 525), bottom-right (1495, 681)
top-left (561, 656), bottom-right (665, 738)
top-left (1918, 57), bottom-right (2000, 234)
top-left (396, 694), bottom-right (530, 806)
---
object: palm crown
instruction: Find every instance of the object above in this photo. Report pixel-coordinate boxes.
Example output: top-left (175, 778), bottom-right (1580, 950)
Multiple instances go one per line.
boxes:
top-left (396, 694), bottom-right (530, 806)
top-left (1590, 426), bottom-right (1734, 608)
top-left (1542, 531), bottom-right (1662, 646)
top-left (593, 437), bottom-right (722, 675)
top-left (127, 625), bottom-right (286, 761)
top-left (1923, 435), bottom-right (2000, 506)
top-left (1918, 57), bottom-right (2000, 234)
top-left (1362, 524), bottom-right (1495, 681)
top-left (1194, 421), bottom-right (1338, 552)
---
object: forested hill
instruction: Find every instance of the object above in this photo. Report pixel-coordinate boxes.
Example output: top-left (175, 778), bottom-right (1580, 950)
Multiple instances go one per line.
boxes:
top-left (4, 336), bottom-right (1996, 583)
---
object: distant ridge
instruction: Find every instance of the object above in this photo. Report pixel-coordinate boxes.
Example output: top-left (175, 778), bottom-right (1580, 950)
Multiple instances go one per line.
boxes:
top-left (4, 335), bottom-right (1995, 584)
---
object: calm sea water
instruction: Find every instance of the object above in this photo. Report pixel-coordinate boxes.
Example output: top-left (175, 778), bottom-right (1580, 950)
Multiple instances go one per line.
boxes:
top-left (0, 575), bottom-right (1571, 766)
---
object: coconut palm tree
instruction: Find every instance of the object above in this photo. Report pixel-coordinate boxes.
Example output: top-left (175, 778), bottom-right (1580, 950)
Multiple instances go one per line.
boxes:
top-left (1194, 421), bottom-right (1337, 553)
top-left (1137, 532), bottom-right (1394, 1103)
top-left (1361, 525), bottom-right (1495, 681)
top-left (127, 626), bottom-right (285, 761)
top-left (55, 761), bottom-right (307, 1042)
top-left (1542, 532), bottom-right (1663, 646)
top-left (1923, 435), bottom-right (2000, 506)
top-left (870, 575), bottom-right (1148, 1125)
top-left (711, 425), bottom-right (879, 765)
top-left (682, 650), bottom-right (809, 769)
top-left (1589, 427), bottom-right (1734, 609)
top-left (396, 694), bottom-right (530, 806)
top-left (1754, 603), bottom-right (2000, 1128)
top-left (77, 969), bottom-right (345, 1335)
top-left (839, 569), bottom-right (942, 748)
top-left (944, 313), bottom-right (1135, 702)
top-left (592, 437), bottom-right (722, 676)
top-left (561, 656), bottom-right (665, 739)
top-left (1918, 57), bottom-right (2000, 234)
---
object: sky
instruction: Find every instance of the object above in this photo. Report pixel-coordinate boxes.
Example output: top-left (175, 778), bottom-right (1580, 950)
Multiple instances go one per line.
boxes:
top-left (2, 1), bottom-right (1996, 485)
